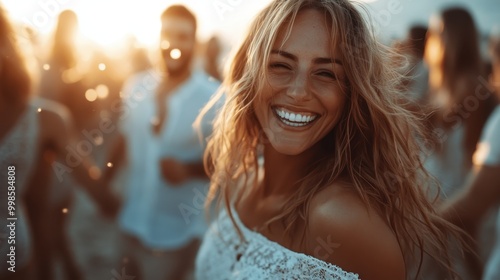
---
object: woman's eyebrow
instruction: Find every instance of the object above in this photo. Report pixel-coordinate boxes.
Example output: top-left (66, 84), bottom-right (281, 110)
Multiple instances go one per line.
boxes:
top-left (271, 49), bottom-right (296, 61)
top-left (314, 57), bottom-right (342, 65)
top-left (271, 49), bottom-right (342, 65)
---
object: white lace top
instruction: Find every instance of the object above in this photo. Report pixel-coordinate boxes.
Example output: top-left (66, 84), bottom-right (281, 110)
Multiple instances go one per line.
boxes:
top-left (195, 207), bottom-right (360, 279)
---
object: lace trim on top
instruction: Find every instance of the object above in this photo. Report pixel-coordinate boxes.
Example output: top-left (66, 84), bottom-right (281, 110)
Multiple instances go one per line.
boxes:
top-left (195, 206), bottom-right (360, 280)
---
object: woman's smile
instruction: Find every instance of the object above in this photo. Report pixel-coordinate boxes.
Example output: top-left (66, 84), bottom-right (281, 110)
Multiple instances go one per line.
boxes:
top-left (253, 9), bottom-right (346, 155)
top-left (272, 106), bottom-right (319, 128)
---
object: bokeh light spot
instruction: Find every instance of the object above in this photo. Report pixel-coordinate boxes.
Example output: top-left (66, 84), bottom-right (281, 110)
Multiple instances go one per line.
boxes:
top-left (96, 84), bottom-right (109, 99)
top-left (170, 49), bottom-right (181, 60)
top-left (89, 166), bottom-right (102, 180)
top-left (85, 89), bottom-right (98, 102)
top-left (93, 135), bottom-right (104, 146)
top-left (62, 68), bottom-right (82, 84)
top-left (161, 40), bottom-right (170, 50)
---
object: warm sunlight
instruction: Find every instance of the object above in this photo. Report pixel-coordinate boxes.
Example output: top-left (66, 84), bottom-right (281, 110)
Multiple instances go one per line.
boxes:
top-left (2, 0), bottom-right (274, 48)
top-left (75, 0), bottom-right (161, 47)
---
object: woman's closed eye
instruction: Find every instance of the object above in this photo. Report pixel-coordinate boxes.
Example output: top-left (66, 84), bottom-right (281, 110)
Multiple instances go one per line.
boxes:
top-left (269, 62), bottom-right (292, 71)
top-left (314, 70), bottom-right (338, 81)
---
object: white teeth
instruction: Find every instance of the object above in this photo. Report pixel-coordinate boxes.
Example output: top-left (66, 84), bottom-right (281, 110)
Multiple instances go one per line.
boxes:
top-left (273, 107), bottom-right (318, 127)
top-left (281, 119), bottom-right (308, 127)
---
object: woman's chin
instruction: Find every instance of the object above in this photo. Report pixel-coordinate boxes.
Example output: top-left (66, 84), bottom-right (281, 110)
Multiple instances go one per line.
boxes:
top-left (267, 141), bottom-right (309, 156)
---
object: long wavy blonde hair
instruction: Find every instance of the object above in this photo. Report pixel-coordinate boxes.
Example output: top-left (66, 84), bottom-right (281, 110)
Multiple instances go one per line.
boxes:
top-left (198, 0), bottom-right (468, 277)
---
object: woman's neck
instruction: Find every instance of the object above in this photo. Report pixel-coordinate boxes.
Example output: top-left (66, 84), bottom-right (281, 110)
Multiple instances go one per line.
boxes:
top-left (260, 142), bottom-right (323, 198)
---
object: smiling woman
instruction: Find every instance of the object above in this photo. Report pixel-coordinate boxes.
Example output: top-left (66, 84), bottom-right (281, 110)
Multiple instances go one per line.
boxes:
top-left (194, 0), bottom-right (471, 279)
top-left (253, 13), bottom-right (348, 156)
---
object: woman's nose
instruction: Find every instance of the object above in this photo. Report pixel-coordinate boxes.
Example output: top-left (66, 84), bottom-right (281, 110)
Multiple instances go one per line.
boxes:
top-left (286, 72), bottom-right (312, 101)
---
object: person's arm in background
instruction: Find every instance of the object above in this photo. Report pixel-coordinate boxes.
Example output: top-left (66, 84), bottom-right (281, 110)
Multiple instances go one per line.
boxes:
top-left (438, 100), bottom-right (500, 279)
top-left (38, 100), bottom-right (121, 218)
top-left (439, 105), bottom-right (500, 279)
top-left (439, 106), bottom-right (500, 234)
top-left (439, 164), bottom-right (500, 280)
top-left (440, 165), bottom-right (500, 234)
top-left (101, 133), bottom-right (126, 184)
top-left (160, 159), bottom-right (207, 185)
top-left (159, 106), bottom-right (213, 185)
top-left (100, 71), bottom-right (145, 187)
top-left (161, 79), bottom-right (222, 186)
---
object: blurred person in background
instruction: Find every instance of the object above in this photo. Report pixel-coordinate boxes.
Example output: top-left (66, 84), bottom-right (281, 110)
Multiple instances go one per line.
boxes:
top-left (440, 35), bottom-right (500, 280)
top-left (126, 36), bottom-right (153, 75)
top-left (399, 25), bottom-right (429, 104)
top-left (422, 6), bottom-right (498, 279)
top-left (203, 35), bottom-right (223, 82)
top-left (0, 5), bottom-right (119, 280)
top-left (32, 9), bottom-right (96, 280)
top-left (104, 5), bottom-right (219, 280)
top-left (39, 9), bottom-right (99, 130)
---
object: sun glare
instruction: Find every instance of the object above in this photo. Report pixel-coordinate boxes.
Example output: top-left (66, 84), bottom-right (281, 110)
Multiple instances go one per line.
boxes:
top-left (2, 0), bottom-right (275, 49)
top-left (2, 0), bottom-right (162, 48)
top-left (75, 0), bottom-right (161, 48)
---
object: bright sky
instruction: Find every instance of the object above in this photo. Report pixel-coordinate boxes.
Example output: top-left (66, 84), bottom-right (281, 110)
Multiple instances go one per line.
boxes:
top-left (1, 0), bottom-right (273, 47)
top-left (3, 0), bottom-right (498, 49)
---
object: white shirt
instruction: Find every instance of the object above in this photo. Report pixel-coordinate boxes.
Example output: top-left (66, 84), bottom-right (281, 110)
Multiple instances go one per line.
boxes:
top-left (475, 106), bottom-right (500, 280)
top-left (473, 106), bottom-right (500, 166)
top-left (424, 124), bottom-right (467, 198)
top-left (118, 69), bottom-right (219, 250)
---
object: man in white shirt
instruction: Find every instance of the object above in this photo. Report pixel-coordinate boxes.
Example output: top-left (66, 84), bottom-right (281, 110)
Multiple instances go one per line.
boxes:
top-left (105, 5), bottom-right (220, 280)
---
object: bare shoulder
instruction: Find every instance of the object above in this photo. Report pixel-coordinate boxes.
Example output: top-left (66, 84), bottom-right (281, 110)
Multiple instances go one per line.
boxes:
top-left (306, 182), bottom-right (406, 280)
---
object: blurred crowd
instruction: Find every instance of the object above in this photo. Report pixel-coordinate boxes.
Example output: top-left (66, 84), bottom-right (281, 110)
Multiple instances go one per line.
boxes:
top-left (1, 2), bottom-right (500, 280)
